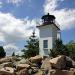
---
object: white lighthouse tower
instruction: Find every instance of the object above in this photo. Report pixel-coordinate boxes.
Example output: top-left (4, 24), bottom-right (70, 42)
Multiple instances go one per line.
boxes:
top-left (37, 13), bottom-right (60, 56)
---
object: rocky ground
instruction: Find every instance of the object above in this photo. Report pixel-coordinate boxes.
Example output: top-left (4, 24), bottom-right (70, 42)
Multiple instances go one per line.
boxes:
top-left (0, 55), bottom-right (75, 75)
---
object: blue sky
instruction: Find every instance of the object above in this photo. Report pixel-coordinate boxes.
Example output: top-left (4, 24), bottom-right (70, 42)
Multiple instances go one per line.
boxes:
top-left (0, 0), bottom-right (75, 55)
top-left (0, 0), bottom-right (44, 19)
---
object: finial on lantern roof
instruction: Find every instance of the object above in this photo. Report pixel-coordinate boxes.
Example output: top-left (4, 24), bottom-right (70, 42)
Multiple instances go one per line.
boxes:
top-left (48, 13), bottom-right (49, 15)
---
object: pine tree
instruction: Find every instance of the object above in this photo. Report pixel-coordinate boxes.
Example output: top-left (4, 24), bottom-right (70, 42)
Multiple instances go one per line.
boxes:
top-left (66, 40), bottom-right (75, 60)
top-left (12, 52), bottom-right (15, 56)
top-left (50, 39), bottom-right (69, 57)
top-left (0, 46), bottom-right (6, 58)
top-left (22, 31), bottom-right (39, 58)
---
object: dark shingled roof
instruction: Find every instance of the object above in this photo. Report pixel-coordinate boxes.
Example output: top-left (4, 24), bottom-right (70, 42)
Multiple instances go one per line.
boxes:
top-left (36, 13), bottom-right (60, 30)
top-left (41, 13), bottom-right (56, 20)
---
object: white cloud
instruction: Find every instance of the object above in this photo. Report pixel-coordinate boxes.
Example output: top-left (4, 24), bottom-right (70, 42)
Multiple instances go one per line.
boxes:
top-left (0, 12), bottom-right (37, 42)
top-left (44, 0), bottom-right (58, 13)
top-left (7, 0), bottom-right (23, 6)
top-left (4, 43), bottom-right (18, 50)
top-left (4, 43), bottom-right (19, 56)
top-left (7, 0), bottom-right (31, 6)
top-left (0, 12), bottom-right (25, 42)
top-left (0, 12), bottom-right (38, 55)
top-left (44, 0), bottom-right (75, 30)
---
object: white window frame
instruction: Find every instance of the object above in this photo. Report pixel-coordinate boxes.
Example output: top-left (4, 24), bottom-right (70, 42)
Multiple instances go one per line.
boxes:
top-left (43, 40), bottom-right (48, 49)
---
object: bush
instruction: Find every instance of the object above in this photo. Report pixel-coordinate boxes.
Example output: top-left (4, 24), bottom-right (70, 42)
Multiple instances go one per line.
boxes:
top-left (21, 31), bottom-right (39, 58)
top-left (0, 46), bottom-right (6, 58)
top-left (66, 40), bottom-right (75, 60)
top-left (49, 39), bottom-right (69, 57)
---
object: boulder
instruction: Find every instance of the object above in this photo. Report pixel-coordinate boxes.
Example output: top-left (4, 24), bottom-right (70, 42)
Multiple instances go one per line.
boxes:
top-left (29, 55), bottom-right (43, 63)
top-left (28, 68), bottom-right (33, 75)
top-left (66, 56), bottom-right (75, 68)
top-left (16, 68), bottom-right (28, 75)
top-left (0, 57), bottom-right (21, 64)
top-left (31, 67), bottom-right (39, 73)
top-left (41, 58), bottom-right (51, 70)
top-left (28, 67), bottom-right (39, 74)
top-left (2, 62), bottom-right (13, 67)
top-left (0, 67), bottom-right (15, 75)
top-left (11, 56), bottom-right (21, 61)
top-left (70, 68), bottom-right (75, 71)
top-left (49, 55), bottom-right (66, 69)
top-left (17, 64), bottom-right (30, 71)
top-left (18, 58), bottom-right (31, 65)
top-left (0, 57), bottom-right (11, 64)
top-left (47, 69), bottom-right (75, 75)
top-left (34, 70), bottom-right (43, 75)
top-left (47, 69), bottom-right (56, 75)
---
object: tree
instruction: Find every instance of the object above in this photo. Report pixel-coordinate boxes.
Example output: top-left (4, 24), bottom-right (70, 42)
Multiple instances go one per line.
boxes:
top-left (66, 40), bottom-right (75, 60)
top-left (12, 52), bottom-right (15, 56)
top-left (50, 39), bottom-right (69, 57)
top-left (0, 46), bottom-right (6, 58)
top-left (21, 31), bottom-right (39, 58)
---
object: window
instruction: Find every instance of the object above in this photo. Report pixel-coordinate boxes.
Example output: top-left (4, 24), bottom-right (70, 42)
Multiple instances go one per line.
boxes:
top-left (43, 40), bottom-right (48, 48)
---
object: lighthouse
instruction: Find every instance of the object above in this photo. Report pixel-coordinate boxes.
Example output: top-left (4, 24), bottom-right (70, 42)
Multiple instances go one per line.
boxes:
top-left (37, 13), bottom-right (60, 56)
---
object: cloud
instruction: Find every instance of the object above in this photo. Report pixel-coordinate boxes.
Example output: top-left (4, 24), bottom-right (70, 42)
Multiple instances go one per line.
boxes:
top-left (0, 12), bottom-right (25, 42)
top-left (7, 0), bottom-right (31, 6)
top-left (0, 2), bottom-right (3, 8)
top-left (44, 0), bottom-right (75, 30)
top-left (0, 12), bottom-right (37, 42)
top-left (7, 0), bottom-right (23, 6)
top-left (4, 43), bottom-right (18, 50)
top-left (0, 12), bottom-right (38, 55)
top-left (3, 43), bottom-right (19, 56)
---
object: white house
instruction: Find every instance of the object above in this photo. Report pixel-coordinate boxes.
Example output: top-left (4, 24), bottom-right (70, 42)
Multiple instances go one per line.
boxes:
top-left (37, 13), bottom-right (60, 56)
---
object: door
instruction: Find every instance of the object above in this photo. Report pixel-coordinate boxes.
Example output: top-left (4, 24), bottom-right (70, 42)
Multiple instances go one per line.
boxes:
top-left (43, 40), bottom-right (49, 56)
top-left (44, 49), bottom-right (49, 56)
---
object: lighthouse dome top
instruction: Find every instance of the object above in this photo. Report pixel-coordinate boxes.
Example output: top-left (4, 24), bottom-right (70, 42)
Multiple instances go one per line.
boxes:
top-left (41, 13), bottom-right (56, 24)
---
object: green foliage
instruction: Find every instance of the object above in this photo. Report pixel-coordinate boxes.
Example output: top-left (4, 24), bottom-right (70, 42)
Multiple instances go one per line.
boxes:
top-left (0, 46), bottom-right (6, 58)
top-left (50, 39), bottom-right (69, 57)
top-left (50, 39), bottom-right (75, 60)
top-left (66, 40), bottom-right (75, 60)
top-left (16, 54), bottom-right (20, 58)
top-left (21, 31), bottom-right (39, 58)
top-left (12, 52), bottom-right (15, 56)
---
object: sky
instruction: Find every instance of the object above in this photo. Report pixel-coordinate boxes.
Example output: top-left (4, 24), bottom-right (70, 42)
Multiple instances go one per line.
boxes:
top-left (0, 0), bottom-right (75, 56)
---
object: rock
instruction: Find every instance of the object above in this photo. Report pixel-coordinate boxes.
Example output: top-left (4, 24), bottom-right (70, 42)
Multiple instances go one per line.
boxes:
top-left (30, 63), bottom-right (37, 67)
top-left (41, 58), bottom-right (52, 75)
top-left (18, 58), bottom-right (31, 65)
top-left (34, 70), bottom-right (43, 75)
top-left (31, 67), bottom-right (39, 73)
top-left (11, 56), bottom-right (21, 61)
top-left (17, 64), bottom-right (30, 71)
top-left (41, 58), bottom-right (51, 70)
top-left (66, 56), bottom-right (75, 68)
top-left (2, 62), bottom-right (13, 67)
top-left (16, 68), bottom-right (28, 75)
top-left (62, 70), bottom-right (75, 75)
top-left (0, 57), bottom-right (21, 64)
top-left (28, 67), bottom-right (39, 75)
top-left (49, 55), bottom-right (75, 70)
top-left (47, 69), bottom-right (56, 75)
top-left (0, 67), bottom-right (15, 75)
top-left (70, 68), bottom-right (75, 71)
top-left (0, 57), bottom-right (11, 64)
top-left (28, 68), bottom-right (33, 75)
top-left (47, 69), bottom-right (75, 75)
top-left (29, 55), bottom-right (43, 63)
top-left (49, 55), bottom-right (66, 69)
